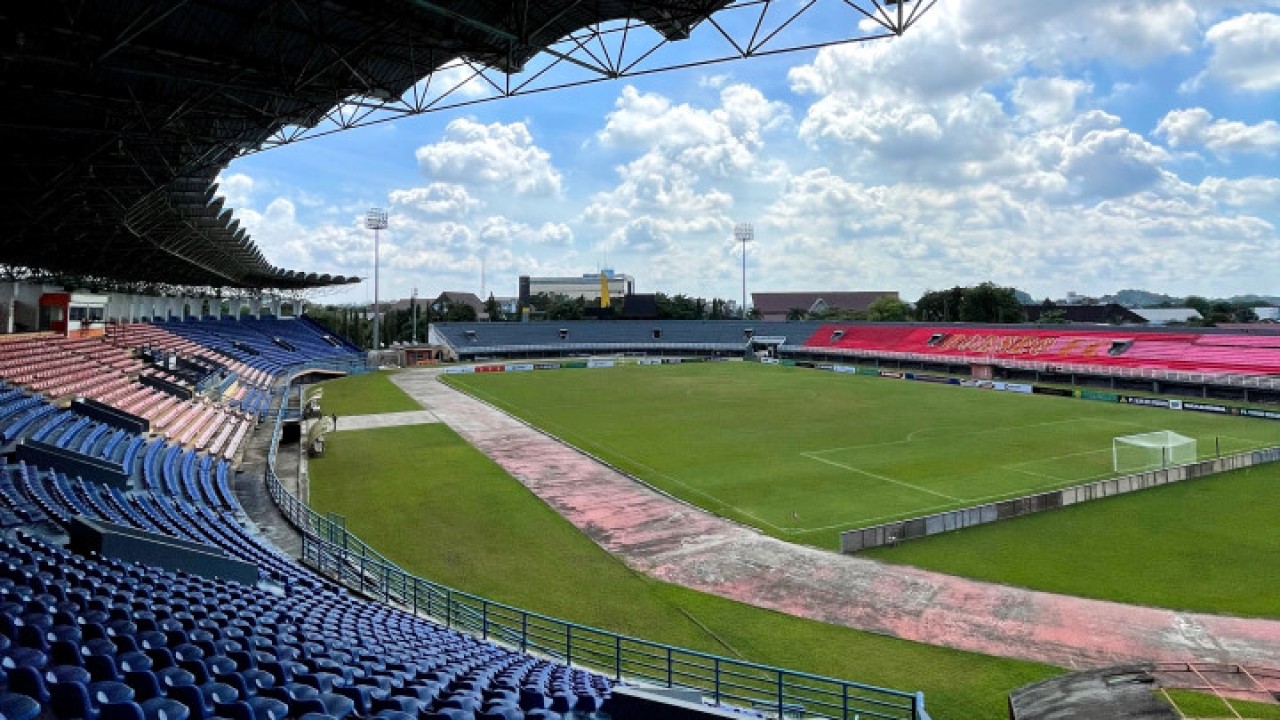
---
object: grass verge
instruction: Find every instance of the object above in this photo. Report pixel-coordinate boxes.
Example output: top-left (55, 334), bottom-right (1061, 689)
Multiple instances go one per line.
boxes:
top-left (316, 370), bottom-right (422, 416)
top-left (1161, 689), bottom-right (1280, 719)
top-left (863, 462), bottom-right (1280, 618)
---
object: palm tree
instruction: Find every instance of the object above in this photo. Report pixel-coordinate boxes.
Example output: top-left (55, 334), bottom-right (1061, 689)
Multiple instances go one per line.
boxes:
top-left (785, 307), bottom-right (808, 321)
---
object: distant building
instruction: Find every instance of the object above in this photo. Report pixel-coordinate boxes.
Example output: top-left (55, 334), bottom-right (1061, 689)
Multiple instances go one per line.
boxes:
top-left (620, 294), bottom-right (659, 319)
top-left (1062, 291), bottom-right (1099, 305)
top-left (1132, 308), bottom-right (1203, 325)
top-left (751, 291), bottom-right (897, 322)
top-left (519, 270), bottom-right (635, 307)
top-left (433, 291), bottom-right (485, 318)
top-left (492, 296), bottom-right (519, 316)
top-left (1025, 303), bottom-right (1146, 325)
top-left (1253, 307), bottom-right (1279, 322)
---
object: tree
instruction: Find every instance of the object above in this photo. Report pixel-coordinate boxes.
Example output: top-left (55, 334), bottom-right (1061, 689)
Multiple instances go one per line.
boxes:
top-left (914, 287), bottom-right (966, 322)
top-left (547, 295), bottom-right (585, 320)
top-left (867, 296), bottom-right (912, 322)
top-left (655, 293), bottom-right (706, 320)
top-left (785, 307), bottom-right (808, 321)
top-left (483, 293), bottom-right (505, 322)
top-left (1234, 305), bottom-right (1259, 323)
top-left (1185, 295), bottom-right (1212, 318)
top-left (442, 303), bottom-right (475, 322)
top-left (526, 293), bottom-right (549, 312)
top-left (960, 282), bottom-right (1025, 323)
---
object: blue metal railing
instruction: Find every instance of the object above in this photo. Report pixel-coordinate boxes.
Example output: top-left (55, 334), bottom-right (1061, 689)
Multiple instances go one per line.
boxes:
top-left (263, 374), bottom-right (929, 720)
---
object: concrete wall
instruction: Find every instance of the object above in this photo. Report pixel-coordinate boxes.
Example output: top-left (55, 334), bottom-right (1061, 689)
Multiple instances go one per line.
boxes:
top-left (841, 446), bottom-right (1280, 553)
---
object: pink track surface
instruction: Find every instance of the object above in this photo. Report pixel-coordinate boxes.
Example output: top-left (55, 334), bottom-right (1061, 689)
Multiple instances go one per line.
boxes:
top-left (395, 370), bottom-right (1280, 671)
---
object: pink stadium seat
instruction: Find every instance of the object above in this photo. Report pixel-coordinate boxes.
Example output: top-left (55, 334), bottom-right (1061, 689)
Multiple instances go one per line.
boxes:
top-left (802, 325), bottom-right (1280, 378)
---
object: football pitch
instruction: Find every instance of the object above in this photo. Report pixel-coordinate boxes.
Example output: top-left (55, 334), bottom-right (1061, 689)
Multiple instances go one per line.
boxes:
top-left (443, 362), bottom-right (1279, 546)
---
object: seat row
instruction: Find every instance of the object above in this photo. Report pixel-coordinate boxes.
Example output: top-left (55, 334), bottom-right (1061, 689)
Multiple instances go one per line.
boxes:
top-left (0, 520), bottom-right (613, 720)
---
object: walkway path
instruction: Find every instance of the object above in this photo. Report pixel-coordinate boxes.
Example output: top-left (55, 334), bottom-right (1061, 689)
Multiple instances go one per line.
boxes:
top-left (332, 410), bottom-right (440, 432)
top-left (391, 369), bottom-right (1280, 671)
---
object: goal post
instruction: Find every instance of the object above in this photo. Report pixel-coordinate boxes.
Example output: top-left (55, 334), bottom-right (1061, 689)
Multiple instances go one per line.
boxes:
top-left (1112, 431), bottom-right (1197, 473)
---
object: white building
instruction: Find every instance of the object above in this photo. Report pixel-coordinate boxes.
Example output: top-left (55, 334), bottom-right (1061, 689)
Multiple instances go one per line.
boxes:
top-left (519, 270), bottom-right (634, 306)
top-left (1132, 308), bottom-right (1203, 325)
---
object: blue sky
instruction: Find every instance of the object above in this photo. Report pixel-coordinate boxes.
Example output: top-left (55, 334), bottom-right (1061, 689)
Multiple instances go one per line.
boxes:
top-left (219, 0), bottom-right (1280, 307)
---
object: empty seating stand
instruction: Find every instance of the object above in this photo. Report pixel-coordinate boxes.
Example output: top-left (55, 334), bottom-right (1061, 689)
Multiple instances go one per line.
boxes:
top-left (798, 324), bottom-right (1280, 380)
top-left (0, 504), bottom-right (614, 720)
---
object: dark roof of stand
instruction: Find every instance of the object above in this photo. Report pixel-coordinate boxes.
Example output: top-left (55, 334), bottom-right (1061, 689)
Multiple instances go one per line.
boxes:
top-left (0, 1), bottom-right (732, 289)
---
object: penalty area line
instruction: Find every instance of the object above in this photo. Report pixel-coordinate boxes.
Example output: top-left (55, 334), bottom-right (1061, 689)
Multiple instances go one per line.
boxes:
top-left (801, 452), bottom-right (959, 501)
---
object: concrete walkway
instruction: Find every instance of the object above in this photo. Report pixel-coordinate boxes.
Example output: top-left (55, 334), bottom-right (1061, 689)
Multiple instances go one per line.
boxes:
top-left (331, 410), bottom-right (441, 432)
top-left (391, 369), bottom-right (1280, 672)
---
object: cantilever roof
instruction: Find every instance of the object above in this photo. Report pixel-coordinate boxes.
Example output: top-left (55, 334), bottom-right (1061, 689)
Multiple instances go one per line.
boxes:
top-left (0, 1), bottom-right (733, 289)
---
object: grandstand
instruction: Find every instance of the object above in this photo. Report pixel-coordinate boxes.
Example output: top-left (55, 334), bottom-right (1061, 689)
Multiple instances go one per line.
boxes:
top-left (797, 324), bottom-right (1280, 377)
top-left (432, 321), bottom-right (1280, 404)
top-left (430, 320), bottom-right (829, 361)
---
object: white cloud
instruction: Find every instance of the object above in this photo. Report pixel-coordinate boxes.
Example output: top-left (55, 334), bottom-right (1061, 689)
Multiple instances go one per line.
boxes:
top-left (415, 118), bottom-right (562, 197)
top-left (1190, 12), bottom-right (1280, 92)
top-left (214, 173), bottom-right (255, 208)
top-left (477, 217), bottom-right (574, 248)
top-left (789, 0), bottom-right (1201, 105)
top-left (1011, 76), bottom-right (1092, 128)
top-left (224, 4), bottom-right (1279, 306)
top-left (1197, 175), bottom-right (1280, 208)
top-left (597, 84), bottom-right (790, 178)
top-left (388, 184), bottom-right (481, 217)
top-left (1058, 116), bottom-right (1171, 199)
top-left (798, 92), bottom-right (1014, 185)
top-left (1156, 107), bottom-right (1280, 155)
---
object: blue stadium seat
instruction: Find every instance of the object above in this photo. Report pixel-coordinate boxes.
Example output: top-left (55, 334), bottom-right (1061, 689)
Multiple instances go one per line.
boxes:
top-left (0, 691), bottom-right (43, 720)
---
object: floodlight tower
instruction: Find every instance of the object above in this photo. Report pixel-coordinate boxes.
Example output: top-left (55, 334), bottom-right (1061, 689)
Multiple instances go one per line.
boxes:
top-left (366, 207), bottom-right (388, 351)
top-left (734, 223), bottom-right (754, 318)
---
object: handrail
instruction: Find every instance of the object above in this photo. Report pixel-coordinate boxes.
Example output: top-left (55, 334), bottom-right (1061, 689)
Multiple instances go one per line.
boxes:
top-left (263, 375), bottom-right (929, 720)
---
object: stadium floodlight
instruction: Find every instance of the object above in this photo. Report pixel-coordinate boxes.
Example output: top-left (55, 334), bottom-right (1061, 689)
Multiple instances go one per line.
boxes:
top-left (366, 208), bottom-right (388, 351)
top-left (1113, 431), bottom-right (1197, 474)
top-left (734, 223), bottom-right (753, 318)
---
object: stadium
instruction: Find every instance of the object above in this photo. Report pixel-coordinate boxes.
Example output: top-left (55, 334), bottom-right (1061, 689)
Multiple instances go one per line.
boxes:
top-left (2, 3), bottom-right (1280, 720)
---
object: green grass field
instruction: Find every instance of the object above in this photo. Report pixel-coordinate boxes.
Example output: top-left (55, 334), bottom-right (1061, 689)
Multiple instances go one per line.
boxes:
top-left (314, 369), bottom-right (422, 415)
top-left (442, 362), bottom-right (1279, 547)
top-left (863, 461), bottom-right (1280, 617)
top-left (308, 419), bottom-right (1059, 719)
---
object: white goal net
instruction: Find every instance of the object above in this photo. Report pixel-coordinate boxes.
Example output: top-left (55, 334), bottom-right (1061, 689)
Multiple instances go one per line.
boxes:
top-left (1112, 431), bottom-right (1197, 473)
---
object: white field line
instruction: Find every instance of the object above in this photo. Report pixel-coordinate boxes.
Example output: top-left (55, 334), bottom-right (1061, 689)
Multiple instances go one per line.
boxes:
top-left (800, 453), bottom-right (959, 501)
top-left (1002, 447), bottom-right (1113, 468)
top-left (805, 416), bottom-right (1106, 457)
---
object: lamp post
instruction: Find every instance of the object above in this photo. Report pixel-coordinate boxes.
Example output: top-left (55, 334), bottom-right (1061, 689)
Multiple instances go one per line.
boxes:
top-left (366, 207), bottom-right (388, 351)
top-left (734, 223), bottom-right (753, 318)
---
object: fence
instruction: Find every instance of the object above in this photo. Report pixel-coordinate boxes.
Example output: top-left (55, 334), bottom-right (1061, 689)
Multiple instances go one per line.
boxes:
top-left (841, 446), bottom-right (1280, 553)
top-left (263, 378), bottom-right (929, 720)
